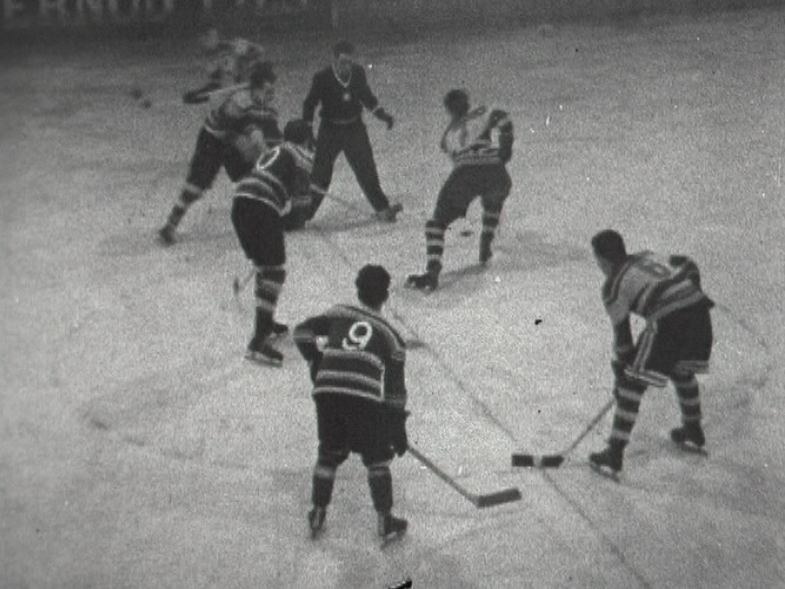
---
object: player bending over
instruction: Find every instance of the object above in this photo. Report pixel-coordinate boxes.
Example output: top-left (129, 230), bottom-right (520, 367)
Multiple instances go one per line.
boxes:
top-left (405, 88), bottom-right (514, 291)
top-left (294, 265), bottom-right (409, 542)
top-left (588, 229), bottom-right (715, 475)
top-left (159, 62), bottom-right (282, 245)
top-left (232, 120), bottom-right (314, 365)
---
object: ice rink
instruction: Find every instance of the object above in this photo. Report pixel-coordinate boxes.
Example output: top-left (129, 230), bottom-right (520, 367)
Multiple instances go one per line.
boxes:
top-left (1, 6), bottom-right (784, 589)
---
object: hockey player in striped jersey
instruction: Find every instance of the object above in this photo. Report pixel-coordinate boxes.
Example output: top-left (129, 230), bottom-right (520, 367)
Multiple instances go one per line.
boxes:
top-left (181, 27), bottom-right (265, 105)
top-left (232, 119), bottom-right (314, 365)
top-left (159, 62), bottom-right (282, 245)
top-left (405, 88), bottom-right (513, 291)
top-left (588, 230), bottom-right (715, 474)
top-left (294, 265), bottom-right (409, 542)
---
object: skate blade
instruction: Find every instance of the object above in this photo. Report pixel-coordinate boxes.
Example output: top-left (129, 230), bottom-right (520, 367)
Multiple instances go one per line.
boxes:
top-left (380, 529), bottom-right (406, 549)
top-left (588, 461), bottom-right (621, 483)
top-left (244, 351), bottom-right (282, 367)
top-left (673, 442), bottom-right (708, 456)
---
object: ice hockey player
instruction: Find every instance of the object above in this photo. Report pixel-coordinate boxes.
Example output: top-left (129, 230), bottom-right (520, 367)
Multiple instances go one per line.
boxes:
top-left (181, 26), bottom-right (265, 105)
top-left (405, 88), bottom-right (513, 291)
top-left (294, 264), bottom-right (409, 542)
top-left (588, 229), bottom-right (715, 475)
top-left (159, 62), bottom-right (282, 245)
top-left (287, 40), bottom-right (402, 229)
top-left (232, 119), bottom-right (314, 365)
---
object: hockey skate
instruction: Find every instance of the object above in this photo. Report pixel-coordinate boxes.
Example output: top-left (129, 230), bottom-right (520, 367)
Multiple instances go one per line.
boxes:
top-left (404, 272), bottom-right (438, 292)
top-left (158, 224), bottom-right (176, 246)
top-left (378, 513), bottom-right (407, 546)
top-left (245, 337), bottom-right (283, 366)
top-left (307, 506), bottom-right (326, 539)
top-left (670, 423), bottom-right (707, 454)
top-left (588, 444), bottom-right (623, 481)
top-left (375, 202), bottom-right (403, 223)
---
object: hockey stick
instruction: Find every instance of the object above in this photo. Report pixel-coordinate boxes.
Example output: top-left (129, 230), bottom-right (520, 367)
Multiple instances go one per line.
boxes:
top-left (232, 267), bottom-right (255, 296)
top-left (511, 398), bottom-right (615, 468)
top-left (408, 446), bottom-right (521, 508)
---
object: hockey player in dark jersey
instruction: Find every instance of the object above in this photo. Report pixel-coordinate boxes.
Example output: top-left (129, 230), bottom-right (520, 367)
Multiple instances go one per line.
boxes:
top-left (588, 230), bottom-right (715, 475)
top-left (232, 119), bottom-right (314, 365)
top-left (287, 41), bottom-right (402, 229)
top-left (294, 265), bottom-right (409, 542)
top-left (405, 89), bottom-right (513, 291)
top-left (159, 62), bottom-right (282, 245)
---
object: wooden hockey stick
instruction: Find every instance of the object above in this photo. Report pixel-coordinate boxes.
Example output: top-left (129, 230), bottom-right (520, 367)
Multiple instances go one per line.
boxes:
top-left (511, 398), bottom-right (615, 468)
top-left (409, 446), bottom-right (521, 508)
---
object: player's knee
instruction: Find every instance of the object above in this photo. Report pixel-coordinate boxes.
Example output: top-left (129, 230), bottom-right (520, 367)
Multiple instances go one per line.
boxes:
top-left (318, 448), bottom-right (349, 468)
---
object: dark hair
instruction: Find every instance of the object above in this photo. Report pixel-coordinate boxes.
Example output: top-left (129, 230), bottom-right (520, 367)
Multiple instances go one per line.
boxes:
top-left (591, 229), bottom-right (627, 265)
top-left (444, 88), bottom-right (470, 118)
top-left (355, 264), bottom-right (390, 308)
top-left (249, 61), bottom-right (276, 88)
top-left (333, 40), bottom-right (355, 57)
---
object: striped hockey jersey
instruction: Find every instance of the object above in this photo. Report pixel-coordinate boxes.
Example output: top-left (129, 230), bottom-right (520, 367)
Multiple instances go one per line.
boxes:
top-left (440, 106), bottom-right (514, 168)
top-left (204, 88), bottom-right (282, 147)
top-left (602, 251), bottom-right (713, 354)
top-left (232, 143), bottom-right (313, 216)
top-left (294, 304), bottom-right (407, 410)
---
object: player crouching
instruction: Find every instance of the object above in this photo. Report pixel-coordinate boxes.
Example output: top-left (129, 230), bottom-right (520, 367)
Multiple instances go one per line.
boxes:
top-left (231, 119), bottom-right (314, 366)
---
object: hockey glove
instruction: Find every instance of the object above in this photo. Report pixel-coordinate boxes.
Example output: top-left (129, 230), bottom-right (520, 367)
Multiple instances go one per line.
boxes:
top-left (389, 409), bottom-right (409, 456)
top-left (375, 108), bottom-right (395, 130)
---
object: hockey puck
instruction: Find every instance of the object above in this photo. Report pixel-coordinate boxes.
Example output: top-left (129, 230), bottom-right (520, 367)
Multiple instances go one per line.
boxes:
top-left (459, 229), bottom-right (473, 237)
top-left (141, 98), bottom-right (152, 109)
top-left (130, 86), bottom-right (144, 99)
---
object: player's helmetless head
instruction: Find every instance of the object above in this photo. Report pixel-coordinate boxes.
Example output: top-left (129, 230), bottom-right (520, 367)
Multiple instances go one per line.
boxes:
top-left (591, 229), bottom-right (626, 275)
top-left (356, 264), bottom-right (391, 310)
top-left (444, 89), bottom-right (470, 120)
top-left (332, 40), bottom-right (356, 78)
top-left (249, 62), bottom-right (277, 106)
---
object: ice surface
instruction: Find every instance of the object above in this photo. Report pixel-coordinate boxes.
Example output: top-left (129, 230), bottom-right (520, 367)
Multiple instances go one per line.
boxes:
top-left (1, 7), bottom-right (784, 589)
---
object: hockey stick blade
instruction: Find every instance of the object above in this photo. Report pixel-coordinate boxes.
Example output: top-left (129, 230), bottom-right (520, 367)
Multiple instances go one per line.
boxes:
top-left (408, 446), bottom-right (521, 509)
top-left (474, 487), bottom-right (522, 508)
top-left (511, 398), bottom-right (615, 469)
top-left (511, 454), bottom-right (564, 468)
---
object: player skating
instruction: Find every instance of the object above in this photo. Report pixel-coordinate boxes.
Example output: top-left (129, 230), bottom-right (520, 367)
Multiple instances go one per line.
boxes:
top-left (405, 89), bottom-right (514, 291)
top-left (587, 230), bottom-right (715, 476)
top-left (159, 62), bottom-right (282, 245)
top-left (286, 41), bottom-right (402, 230)
top-left (181, 26), bottom-right (265, 105)
top-left (294, 265), bottom-right (409, 543)
top-left (231, 120), bottom-right (314, 365)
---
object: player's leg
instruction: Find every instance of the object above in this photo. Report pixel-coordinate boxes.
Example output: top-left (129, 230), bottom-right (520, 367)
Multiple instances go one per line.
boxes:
top-left (159, 128), bottom-right (222, 244)
top-left (308, 395), bottom-right (350, 538)
top-left (343, 123), bottom-right (401, 221)
top-left (405, 169), bottom-right (471, 291)
top-left (668, 304), bottom-right (713, 447)
top-left (479, 167), bottom-right (512, 264)
top-left (232, 201), bottom-right (287, 364)
top-left (305, 122), bottom-right (341, 221)
top-left (356, 400), bottom-right (406, 540)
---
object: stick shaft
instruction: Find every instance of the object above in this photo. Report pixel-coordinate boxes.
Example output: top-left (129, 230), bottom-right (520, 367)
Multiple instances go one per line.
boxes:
top-left (560, 398), bottom-right (615, 455)
top-left (408, 446), bottom-right (477, 504)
